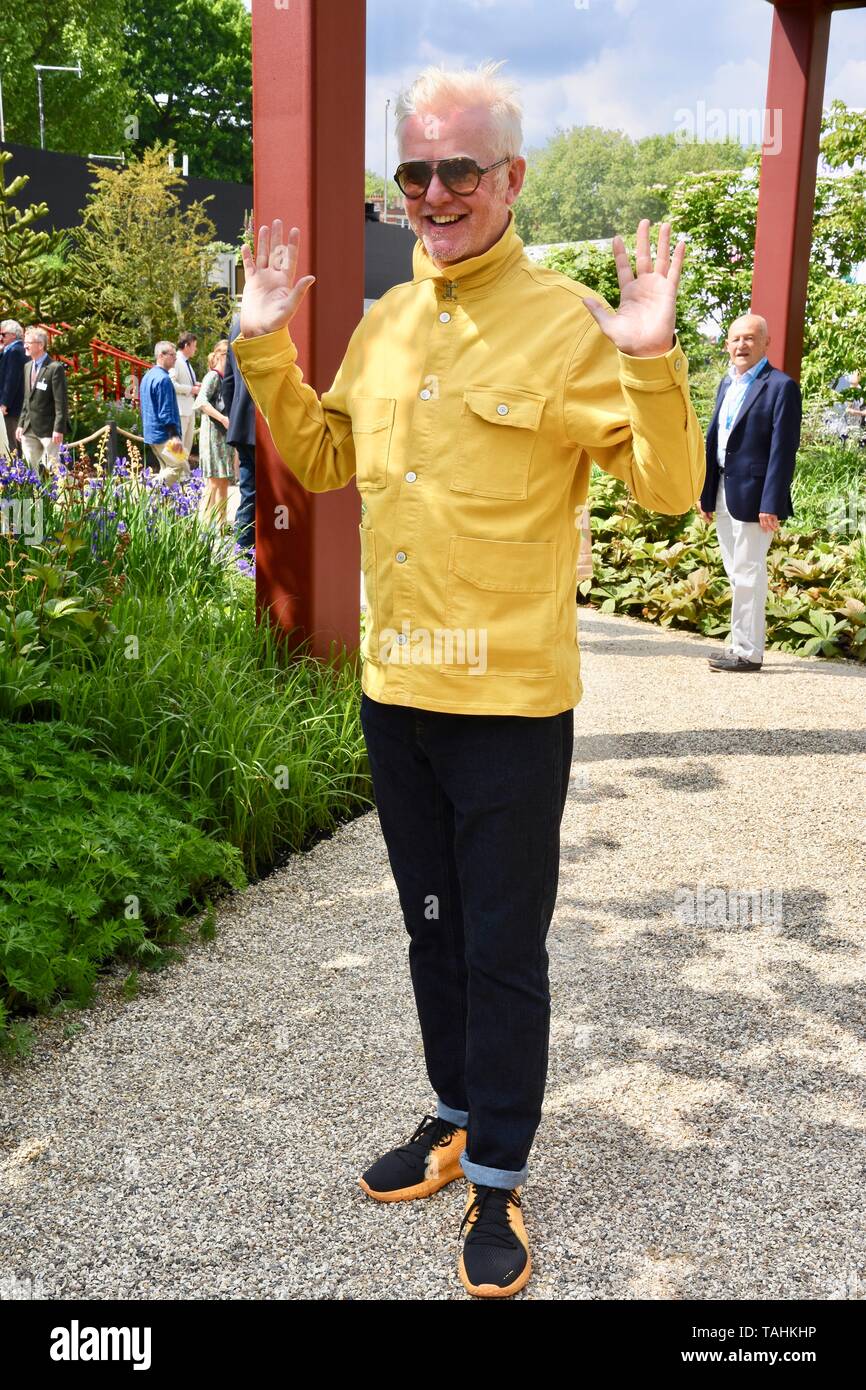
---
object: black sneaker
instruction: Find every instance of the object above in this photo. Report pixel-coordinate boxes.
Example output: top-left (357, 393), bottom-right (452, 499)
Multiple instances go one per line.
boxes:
top-left (458, 1183), bottom-right (531, 1297)
top-left (359, 1114), bottom-right (466, 1203)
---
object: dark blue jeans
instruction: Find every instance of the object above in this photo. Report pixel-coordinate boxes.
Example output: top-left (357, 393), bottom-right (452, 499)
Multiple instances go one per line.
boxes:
top-left (234, 443), bottom-right (256, 551)
top-left (360, 691), bottom-right (573, 1188)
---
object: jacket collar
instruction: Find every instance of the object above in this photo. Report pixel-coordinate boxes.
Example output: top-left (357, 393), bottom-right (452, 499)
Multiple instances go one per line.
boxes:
top-left (713, 359), bottom-right (773, 433)
top-left (411, 208), bottom-right (525, 294)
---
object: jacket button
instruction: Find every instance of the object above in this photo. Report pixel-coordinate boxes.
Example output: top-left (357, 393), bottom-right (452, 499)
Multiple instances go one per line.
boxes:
top-left (674, 360), bottom-right (682, 371)
top-left (439, 312), bottom-right (451, 323)
top-left (395, 633), bottom-right (408, 646)
top-left (405, 471), bottom-right (417, 482)
top-left (395, 550), bottom-right (407, 563)
top-left (419, 388), bottom-right (432, 400)
top-left (496, 403), bottom-right (509, 415)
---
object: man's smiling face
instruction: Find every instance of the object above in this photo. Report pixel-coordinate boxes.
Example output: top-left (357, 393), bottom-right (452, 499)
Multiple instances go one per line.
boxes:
top-left (397, 105), bottom-right (525, 268)
top-left (726, 315), bottom-right (769, 375)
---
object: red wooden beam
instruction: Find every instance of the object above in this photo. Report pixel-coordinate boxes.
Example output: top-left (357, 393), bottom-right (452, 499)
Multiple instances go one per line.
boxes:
top-left (752, 0), bottom-right (864, 379)
top-left (250, 0), bottom-right (365, 658)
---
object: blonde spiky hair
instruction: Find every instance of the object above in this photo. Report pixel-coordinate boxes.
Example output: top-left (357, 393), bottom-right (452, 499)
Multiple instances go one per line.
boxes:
top-left (394, 59), bottom-right (523, 159)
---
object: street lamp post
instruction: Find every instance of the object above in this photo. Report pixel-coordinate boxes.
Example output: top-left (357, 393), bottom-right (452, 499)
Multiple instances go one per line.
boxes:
top-left (384, 97), bottom-right (390, 223)
top-left (34, 63), bottom-right (82, 150)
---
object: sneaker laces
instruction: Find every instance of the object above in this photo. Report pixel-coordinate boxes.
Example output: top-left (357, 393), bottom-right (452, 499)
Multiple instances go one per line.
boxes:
top-left (392, 1114), bottom-right (461, 1173)
top-left (459, 1185), bottom-right (522, 1248)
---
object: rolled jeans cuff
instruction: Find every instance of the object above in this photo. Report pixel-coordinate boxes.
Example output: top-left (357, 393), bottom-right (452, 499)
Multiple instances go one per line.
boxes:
top-left (436, 1098), bottom-right (469, 1128)
top-left (460, 1151), bottom-right (528, 1189)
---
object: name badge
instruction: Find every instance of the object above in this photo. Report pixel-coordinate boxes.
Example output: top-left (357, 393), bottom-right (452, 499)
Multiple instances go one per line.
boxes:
top-left (36, 380), bottom-right (49, 391)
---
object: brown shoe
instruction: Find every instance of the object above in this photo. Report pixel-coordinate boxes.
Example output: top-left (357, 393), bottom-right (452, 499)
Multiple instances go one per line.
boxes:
top-left (358, 1114), bottom-right (466, 1203)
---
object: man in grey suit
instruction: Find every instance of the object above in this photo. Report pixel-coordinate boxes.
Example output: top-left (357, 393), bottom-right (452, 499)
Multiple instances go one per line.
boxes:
top-left (16, 327), bottom-right (69, 475)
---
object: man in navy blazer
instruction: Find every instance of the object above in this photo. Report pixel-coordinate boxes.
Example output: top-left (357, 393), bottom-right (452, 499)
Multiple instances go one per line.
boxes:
top-left (223, 311), bottom-right (256, 552)
top-left (699, 314), bottom-right (802, 671)
top-left (0, 321), bottom-right (27, 457)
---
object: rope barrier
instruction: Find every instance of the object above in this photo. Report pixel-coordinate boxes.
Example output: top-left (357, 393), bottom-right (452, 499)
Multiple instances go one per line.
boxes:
top-left (69, 425), bottom-right (111, 446)
top-left (68, 424), bottom-right (146, 447)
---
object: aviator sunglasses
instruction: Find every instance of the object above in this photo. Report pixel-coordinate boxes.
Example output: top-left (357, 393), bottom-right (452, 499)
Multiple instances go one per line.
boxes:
top-left (393, 155), bottom-right (511, 199)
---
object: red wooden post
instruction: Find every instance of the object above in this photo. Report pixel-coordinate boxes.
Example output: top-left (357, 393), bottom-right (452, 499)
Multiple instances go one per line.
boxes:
top-left (753, 1), bottom-right (865, 379)
top-left (250, 0), bottom-right (365, 657)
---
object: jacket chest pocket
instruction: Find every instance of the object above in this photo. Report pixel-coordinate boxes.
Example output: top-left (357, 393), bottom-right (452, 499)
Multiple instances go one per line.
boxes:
top-left (442, 535), bottom-right (556, 678)
top-left (451, 388), bottom-right (546, 500)
top-left (351, 397), bottom-right (396, 491)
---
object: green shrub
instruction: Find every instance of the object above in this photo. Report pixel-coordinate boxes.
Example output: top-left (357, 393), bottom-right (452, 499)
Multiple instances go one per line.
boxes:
top-left (581, 467), bottom-right (866, 659)
top-left (0, 721), bottom-right (246, 1036)
top-left (50, 587), bottom-right (372, 878)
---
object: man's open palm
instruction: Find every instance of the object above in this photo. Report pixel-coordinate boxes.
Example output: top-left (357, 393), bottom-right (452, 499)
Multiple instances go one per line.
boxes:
top-left (240, 221), bottom-right (316, 338)
top-left (584, 219), bottom-right (685, 358)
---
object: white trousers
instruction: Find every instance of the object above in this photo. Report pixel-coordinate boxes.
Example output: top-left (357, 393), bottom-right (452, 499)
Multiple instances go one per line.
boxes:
top-left (22, 433), bottom-right (61, 473)
top-left (715, 478), bottom-right (774, 662)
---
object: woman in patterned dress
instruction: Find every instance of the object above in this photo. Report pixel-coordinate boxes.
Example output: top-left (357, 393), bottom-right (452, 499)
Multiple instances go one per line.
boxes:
top-left (196, 339), bottom-right (232, 523)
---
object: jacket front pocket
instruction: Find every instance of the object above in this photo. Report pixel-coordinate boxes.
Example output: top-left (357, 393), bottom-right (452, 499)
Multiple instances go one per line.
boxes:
top-left (451, 387), bottom-right (546, 500)
top-left (351, 397), bottom-right (395, 490)
top-left (359, 526), bottom-right (381, 664)
top-left (442, 535), bottom-right (556, 678)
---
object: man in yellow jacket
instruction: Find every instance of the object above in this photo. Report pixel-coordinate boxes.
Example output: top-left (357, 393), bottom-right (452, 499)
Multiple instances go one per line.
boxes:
top-left (235, 61), bottom-right (705, 1300)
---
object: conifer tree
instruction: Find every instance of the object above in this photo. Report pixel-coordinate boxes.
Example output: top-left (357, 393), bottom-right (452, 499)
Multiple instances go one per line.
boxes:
top-left (0, 150), bottom-right (69, 321)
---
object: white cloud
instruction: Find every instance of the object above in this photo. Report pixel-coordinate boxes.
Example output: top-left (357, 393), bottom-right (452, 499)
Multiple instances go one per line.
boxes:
top-left (828, 59), bottom-right (866, 109)
top-left (359, 0), bottom-right (865, 175)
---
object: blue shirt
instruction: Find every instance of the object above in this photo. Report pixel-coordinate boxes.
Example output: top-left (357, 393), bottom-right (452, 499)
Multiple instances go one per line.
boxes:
top-left (140, 365), bottom-right (182, 444)
top-left (717, 355), bottom-right (768, 467)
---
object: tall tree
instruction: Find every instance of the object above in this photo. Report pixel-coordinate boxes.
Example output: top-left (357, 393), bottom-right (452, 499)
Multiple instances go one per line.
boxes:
top-left (514, 126), bottom-right (750, 245)
top-left (122, 0), bottom-right (252, 183)
top-left (0, 151), bottom-right (70, 320)
top-left (0, 0), bottom-right (131, 158)
top-left (67, 145), bottom-right (227, 360)
top-left (516, 127), bottom-right (634, 244)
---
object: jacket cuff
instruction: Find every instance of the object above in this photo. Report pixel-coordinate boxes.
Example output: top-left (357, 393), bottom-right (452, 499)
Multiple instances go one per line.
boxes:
top-left (234, 325), bottom-right (298, 373)
top-left (617, 334), bottom-right (688, 392)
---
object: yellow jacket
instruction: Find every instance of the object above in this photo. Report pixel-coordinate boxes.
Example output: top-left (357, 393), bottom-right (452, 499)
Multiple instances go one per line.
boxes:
top-left (234, 209), bottom-right (705, 716)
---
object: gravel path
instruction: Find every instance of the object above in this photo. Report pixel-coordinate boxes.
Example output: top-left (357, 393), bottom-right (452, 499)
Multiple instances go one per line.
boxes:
top-left (2, 610), bottom-right (865, 1302)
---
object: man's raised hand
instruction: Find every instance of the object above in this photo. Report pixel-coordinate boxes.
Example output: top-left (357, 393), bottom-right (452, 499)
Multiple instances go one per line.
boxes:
top-left (239, 221), bottom-right (316, 339)
top-left (583, 219), bottom-right (685, 359)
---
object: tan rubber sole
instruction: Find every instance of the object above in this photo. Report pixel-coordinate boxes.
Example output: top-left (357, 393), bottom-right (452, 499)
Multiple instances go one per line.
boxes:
top-left (458, 1251), bottom-right (532, 1299)
top-left (358, 1165), bottom-right (464, 1203)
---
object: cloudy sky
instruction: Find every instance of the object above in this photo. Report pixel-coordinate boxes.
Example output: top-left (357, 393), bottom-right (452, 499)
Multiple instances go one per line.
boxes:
top-left (362, 0), bottom-right (866, 172)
